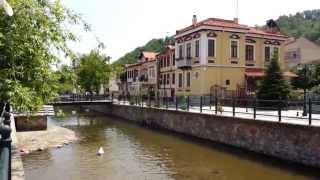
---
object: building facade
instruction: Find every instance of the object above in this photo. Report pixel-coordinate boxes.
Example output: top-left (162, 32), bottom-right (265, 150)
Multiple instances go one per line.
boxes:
top-left (284, 37), bottom-right (320, 69)
top-left (157, 46), bottom-right (176, 98)
top-left (174, 16), bottom-right (290, 97)
top-left (126, 52), bottom-right (158, 96)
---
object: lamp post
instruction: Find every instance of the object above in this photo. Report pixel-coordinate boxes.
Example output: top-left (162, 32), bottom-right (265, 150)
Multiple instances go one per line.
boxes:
top-left (298, 63), bottom-right (309, 116)
top-left (303, 64), bottom-right (308, 116)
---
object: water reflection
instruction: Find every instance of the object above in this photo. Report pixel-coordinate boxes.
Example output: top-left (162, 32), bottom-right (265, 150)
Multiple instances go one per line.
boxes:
top-left (22, 114), bottom-right (320, 180)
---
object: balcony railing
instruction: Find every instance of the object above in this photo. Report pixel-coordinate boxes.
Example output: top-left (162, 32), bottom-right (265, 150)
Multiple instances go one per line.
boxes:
top-left (176, 57), bottom-right (192, 69)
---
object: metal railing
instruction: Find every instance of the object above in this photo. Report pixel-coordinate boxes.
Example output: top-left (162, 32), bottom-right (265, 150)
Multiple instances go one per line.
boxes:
top-left (54, 94), bottom-right (111, 102)
top-left (0, 102), bottom-right (11, 180)
top-left (53, 93), bottom-right (320, 126)
top-left (113, 94), bottom-right (319, 126)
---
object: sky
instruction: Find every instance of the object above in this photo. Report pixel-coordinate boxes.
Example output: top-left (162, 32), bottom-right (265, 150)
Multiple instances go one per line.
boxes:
top-left (63, 0), bottom-right (320, 63)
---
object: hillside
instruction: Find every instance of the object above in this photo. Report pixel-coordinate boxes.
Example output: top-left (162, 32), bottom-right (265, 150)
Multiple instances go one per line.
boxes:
top-left (276, 9), bottom-right (320, 43)
top-left (113, 37), bottom-right (174, 66)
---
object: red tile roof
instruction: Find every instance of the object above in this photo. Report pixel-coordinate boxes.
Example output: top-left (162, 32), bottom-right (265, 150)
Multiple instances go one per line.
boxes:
top-left (245, 68), bottom-right (297, 78)
top-left (126, 63), bottom-right (142, 68)
top-left (141, 51), bottom-right (158, 60)
top-left (247, 27), bottom-right (288, 38)
top-left (176, 18), bottom-right (249, 35)
top-left (176, 17), bottom-right (288, 39)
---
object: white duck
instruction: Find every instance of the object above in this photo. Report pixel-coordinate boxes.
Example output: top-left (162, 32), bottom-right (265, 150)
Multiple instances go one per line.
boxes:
top-left (0, 0), bottom-right (13, 16)
top-left (97, 147), bottom-right (104, 156)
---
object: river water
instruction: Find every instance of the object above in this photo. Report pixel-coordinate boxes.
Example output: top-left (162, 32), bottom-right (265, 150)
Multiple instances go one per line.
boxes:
top-left (22, 114), bottom-right (319, 180)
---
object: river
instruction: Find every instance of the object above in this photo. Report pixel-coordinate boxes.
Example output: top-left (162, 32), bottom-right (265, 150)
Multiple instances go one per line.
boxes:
top-left (22, 113), bottom-right (319, 180)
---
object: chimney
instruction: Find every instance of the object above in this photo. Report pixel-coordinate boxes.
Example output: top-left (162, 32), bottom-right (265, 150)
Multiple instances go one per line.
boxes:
top-left (192, 15), bottom-right (197, 26)
top-left (233, 17), bottom-right (239, 24)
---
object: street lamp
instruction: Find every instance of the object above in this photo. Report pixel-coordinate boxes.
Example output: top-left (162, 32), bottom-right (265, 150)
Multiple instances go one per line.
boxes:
top-left (0, 0), bottom-right (13, 16)
top-left (297, 63), bottom-right (309, 116)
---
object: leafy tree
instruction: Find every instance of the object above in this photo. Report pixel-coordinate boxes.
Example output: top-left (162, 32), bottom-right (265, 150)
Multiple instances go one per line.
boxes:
top-left (291, 65), bottom-right (314, 90)
top-left (55, 65), bottom-right (76, 94)
top-left (0, 0), bottom-right (89, 112)
top-left (291, 64), bottom-right (320, 94)
top-left (276, 10), bottom-right (320, 44)
top-left (257, 55), bottom-right (291, 100)
top-left (76, 49), bottom-right (111, 93)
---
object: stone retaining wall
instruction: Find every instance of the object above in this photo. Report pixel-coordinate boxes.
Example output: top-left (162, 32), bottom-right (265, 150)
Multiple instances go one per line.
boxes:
top-left (82, 104), bottom-right (320, 168)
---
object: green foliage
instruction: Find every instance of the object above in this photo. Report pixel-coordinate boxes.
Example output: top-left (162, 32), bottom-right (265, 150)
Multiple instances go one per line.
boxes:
top-left (55, 65), bottom-right (76, 94)
top-left (114, 36), bottom-right (174, 66)
top-left (0, 0), bottom-right (88, 112)
top-left (276, 9), bottom-right (320, 44)
top-left (76, 49), bottom-right (111, 93)
top-left (56, 108), bottom-right (65, 118)
top-left (257, 55), bottom-right (291, 100)
top-left (178, 96), bottom-right (187, 110)
top-left (291, 64), bottom-right (320, 94)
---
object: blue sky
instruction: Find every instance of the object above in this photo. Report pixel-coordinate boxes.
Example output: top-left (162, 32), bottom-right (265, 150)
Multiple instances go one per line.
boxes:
top-left (63, 0), bottom-right (320, 62)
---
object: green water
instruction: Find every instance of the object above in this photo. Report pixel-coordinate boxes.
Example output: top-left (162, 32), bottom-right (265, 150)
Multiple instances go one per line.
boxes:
top-left (22, 114), bottom-right (319, 180)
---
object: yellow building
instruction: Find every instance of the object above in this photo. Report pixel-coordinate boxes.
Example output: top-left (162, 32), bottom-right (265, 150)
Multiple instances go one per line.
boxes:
top-left (174, 16), bottom-right (291, 97)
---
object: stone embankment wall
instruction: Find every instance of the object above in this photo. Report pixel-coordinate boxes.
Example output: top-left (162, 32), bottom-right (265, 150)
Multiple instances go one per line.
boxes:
top-left (82, 104), bottom-right (320, 168)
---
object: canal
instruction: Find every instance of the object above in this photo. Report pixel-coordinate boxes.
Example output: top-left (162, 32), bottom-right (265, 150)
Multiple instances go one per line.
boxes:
top-left (22, 113), bottom-right (319, 180)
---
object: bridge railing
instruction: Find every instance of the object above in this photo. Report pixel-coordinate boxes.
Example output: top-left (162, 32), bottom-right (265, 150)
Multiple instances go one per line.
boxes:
top-left (54, 94), bottom-right (111, 103)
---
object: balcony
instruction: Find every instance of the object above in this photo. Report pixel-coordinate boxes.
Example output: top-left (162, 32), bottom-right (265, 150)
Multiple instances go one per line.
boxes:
top-left (176, 57), bottom-right (192, 69)
top-left (139, 74), bottom-right (148, 82)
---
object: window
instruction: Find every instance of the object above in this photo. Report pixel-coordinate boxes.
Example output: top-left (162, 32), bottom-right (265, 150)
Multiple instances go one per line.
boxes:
top-left (273, 47), bottom-right (279, 59)
top-left (160, 74), bottom-right (163, 85)
top-left (231, 40), bottom-right (238, 58)
top-left (167, 55), bottom-right (170, 67)
top-left (172, 73), bottom-right (175, 85)
top-left (186, 72), bottom-right (191, 87)
top-left (208, 39), bottom-right (215, 57)
top-left (172, 53), bottom-right (175, 65)
top-left (163, 57), bottom-right (167, 67)
top-left (195, 40), bottom-right (200, 58)
top-left (179, 45), bottom-right (183, 59)
top-left (160, 58), bottom-right (163, 68)
top-left (245, 44), bottom-right (254, 61)
top-left (265, 46), bottom-right (279, 62)
top-left (186, 43), bottom-right (192, 59)
top-left (265, 46), bottom-right (271, 62)
top-left (178, 73), bottom-right (183, 88)
top-left (226, 80), bottom-right (230, 86)
top-left (167, 74), bottom-right (170, 85)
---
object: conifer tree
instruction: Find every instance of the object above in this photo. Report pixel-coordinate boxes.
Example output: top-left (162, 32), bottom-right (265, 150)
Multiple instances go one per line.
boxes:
top-left (257, 54), bottom-right (291, 100)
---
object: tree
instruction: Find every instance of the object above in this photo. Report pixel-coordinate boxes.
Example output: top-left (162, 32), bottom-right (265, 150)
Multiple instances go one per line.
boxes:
top-left (276, 10), bottom-right (320, 44)
top-left (291, 65), bottom-right (314, 90)
top-left (257, 55), bottom-right (291, 100)
top-left (55, 65), bottom-right (76, 94)
top-left (76, 50), bottom-right (111, 93)
top-left (0, 0), bottom-right (89, 112)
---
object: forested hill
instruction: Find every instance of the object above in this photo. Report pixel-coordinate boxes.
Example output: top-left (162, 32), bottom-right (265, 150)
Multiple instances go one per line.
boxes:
top-left (276, 9), bottom-right (320, 43)
top-left (113, 37), bottom-right (174, 66)
top-left (114, 9), bottom-right (320, 66)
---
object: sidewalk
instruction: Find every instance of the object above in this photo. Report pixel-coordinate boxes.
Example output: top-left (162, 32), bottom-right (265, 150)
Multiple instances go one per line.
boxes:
top-left (114, 100), bottom-right (320, 127)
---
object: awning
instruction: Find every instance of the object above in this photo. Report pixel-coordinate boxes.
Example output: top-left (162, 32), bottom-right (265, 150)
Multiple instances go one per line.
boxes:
top-left (245, 69), bottom-right (264, 77)
top-left (245, 68), bottom-right (298, 78)
top-left (283, 71), bottom-right (298, 78)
